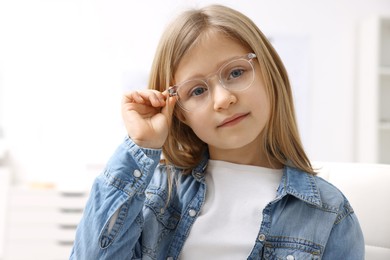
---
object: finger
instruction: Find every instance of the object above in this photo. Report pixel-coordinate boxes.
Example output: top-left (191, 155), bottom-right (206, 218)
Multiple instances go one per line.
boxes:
top-left (124, 90), bottom-right (166, 107)
top-left (123, 102), bottom-right (160, 117)
top-left (148, 91), bottom-right (166, 107)
top-left (123, 91), bottom-right (145, 104)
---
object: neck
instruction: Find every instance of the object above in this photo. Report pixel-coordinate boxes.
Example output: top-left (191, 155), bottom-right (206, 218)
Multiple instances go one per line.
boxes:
top-left (208, 144), bottom-right (283, 169)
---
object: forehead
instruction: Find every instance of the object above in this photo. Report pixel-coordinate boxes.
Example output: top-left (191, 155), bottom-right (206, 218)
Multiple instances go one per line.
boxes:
top-left (174, 30), bottom-right (250, 83)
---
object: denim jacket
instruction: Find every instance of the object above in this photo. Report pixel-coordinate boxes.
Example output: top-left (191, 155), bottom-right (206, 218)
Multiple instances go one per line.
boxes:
top-left (70, 137), bottom-right (365, 260)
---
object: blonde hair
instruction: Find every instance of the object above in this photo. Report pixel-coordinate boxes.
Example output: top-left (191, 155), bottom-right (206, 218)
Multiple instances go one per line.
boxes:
top-left (148, 4), bottom-right (314, 175)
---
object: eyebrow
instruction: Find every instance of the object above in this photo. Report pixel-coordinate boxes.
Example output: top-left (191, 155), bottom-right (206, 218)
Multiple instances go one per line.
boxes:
top-left (178, 53), bottom-right (246, 83)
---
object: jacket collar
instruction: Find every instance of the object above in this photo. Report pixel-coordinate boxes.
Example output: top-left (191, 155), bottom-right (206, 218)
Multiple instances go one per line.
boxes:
top-left (191, 151), bottom-right (209, 181)
top-left (277, 166), bottom-right (322, 207)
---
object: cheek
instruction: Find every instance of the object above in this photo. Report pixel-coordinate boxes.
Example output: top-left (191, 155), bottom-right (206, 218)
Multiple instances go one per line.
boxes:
top-left (185, 115), bottom-right (203, 130)
top-left (248, 85), bottom-right (271, 122)
top-left (183, 112), bottom-right (211, 137)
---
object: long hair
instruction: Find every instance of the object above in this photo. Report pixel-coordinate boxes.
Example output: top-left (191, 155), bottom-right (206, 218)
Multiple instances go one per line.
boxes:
top-left (148, 4), bottom-right (314, 174)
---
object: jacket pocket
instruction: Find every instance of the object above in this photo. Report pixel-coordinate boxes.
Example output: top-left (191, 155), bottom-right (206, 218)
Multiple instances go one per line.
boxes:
top-left (263, 236), bottom-right (322, 260)
top-left (144, 187), bottom-right (180, 230)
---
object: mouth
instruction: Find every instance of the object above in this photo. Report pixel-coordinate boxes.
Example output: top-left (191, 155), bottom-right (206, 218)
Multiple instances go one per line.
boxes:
top-left (217, 113), bottom-right (250, 128)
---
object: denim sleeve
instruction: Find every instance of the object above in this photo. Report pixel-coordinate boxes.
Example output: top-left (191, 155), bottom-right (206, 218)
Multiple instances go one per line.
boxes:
top-left (322, 200), bottom-right (365, 259)
top-left (70, 137), bottom-right (162, 260)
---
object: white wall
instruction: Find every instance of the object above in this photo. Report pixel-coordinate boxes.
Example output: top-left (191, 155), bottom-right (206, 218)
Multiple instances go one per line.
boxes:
top-left (1, 0), bottom-right (390, 183)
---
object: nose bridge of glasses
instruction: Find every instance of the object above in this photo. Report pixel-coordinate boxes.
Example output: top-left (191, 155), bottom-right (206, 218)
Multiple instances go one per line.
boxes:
top-left (206, 72), bottom-right (224, 89)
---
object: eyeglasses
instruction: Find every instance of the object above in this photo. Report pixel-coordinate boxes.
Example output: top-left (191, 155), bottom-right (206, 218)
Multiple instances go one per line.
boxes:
top-left (168, 53), bottom-right (257, 111)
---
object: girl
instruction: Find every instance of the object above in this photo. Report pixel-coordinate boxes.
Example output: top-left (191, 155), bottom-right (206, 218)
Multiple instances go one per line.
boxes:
top-left (71, 4), bottom-right (364, 260)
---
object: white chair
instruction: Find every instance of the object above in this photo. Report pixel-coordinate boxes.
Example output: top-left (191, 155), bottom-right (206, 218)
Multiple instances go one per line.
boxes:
top-left (314, 162), bottom-right (390, 260)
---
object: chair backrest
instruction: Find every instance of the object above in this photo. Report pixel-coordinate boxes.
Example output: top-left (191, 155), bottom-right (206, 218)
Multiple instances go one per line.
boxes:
top-left (314, 162), bottom-right (390, 260)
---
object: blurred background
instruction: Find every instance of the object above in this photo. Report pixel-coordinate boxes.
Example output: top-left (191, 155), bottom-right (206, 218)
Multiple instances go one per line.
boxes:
top-left (0, 0), bottom-right (389, 259)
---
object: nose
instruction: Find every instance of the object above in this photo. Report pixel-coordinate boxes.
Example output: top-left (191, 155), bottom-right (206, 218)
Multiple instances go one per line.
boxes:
top-left (210, 79), bottom-right (237, 111)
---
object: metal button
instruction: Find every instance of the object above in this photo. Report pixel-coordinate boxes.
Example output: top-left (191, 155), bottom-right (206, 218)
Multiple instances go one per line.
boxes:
top-left (160, 208), bottom-right (165, 214)
top-left (133, 169), bottom-right (142, 178)
top-left (258, 234), bottom-right (266, 241)
top-left (167, 257), bottom-right (174, 260)
top-left (286, 255), bottom-right (294, 260)
top-left (188, 209), bottom-right (197, 217)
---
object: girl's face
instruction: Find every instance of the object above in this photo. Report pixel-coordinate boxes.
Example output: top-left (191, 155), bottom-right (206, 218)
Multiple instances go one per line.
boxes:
top-left (174, 30), bottom-right (271, 166)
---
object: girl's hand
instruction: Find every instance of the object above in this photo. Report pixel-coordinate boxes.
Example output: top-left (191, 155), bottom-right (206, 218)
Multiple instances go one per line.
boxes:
top-left (121, 90), bottom-right (176, 149)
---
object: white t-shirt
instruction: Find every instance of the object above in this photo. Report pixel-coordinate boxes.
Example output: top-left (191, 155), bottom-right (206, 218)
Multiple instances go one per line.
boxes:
top-left (180, 160), bottom-right (283, 259)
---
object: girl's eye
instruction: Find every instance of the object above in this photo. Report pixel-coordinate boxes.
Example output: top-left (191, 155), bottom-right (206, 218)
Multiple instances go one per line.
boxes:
top-left (228, 68), bottom-right (244, 79)
top-left (190, 86), bottom-right (208, 97)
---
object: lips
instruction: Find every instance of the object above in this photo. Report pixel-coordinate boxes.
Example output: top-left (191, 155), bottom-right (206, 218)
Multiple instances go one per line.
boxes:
top-left (217, 113), bottom-right (249, 127)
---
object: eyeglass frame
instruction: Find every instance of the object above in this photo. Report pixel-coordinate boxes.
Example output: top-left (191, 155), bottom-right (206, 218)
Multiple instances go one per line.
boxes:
top-left (168, 52), bottom-right (257, 110)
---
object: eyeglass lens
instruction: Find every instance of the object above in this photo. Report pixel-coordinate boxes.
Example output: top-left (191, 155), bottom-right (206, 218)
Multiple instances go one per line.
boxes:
top-left (174, 57), bottom-right (255, 111)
